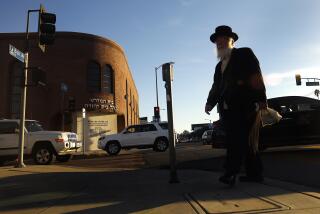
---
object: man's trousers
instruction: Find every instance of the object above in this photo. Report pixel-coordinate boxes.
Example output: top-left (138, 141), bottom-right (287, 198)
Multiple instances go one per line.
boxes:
top-left (222, 110), bottom-right (263, 177)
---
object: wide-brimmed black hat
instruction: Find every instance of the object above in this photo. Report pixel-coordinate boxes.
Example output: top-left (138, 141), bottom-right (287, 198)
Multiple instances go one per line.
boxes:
top-left (210, 25), bottom-right (238, 43)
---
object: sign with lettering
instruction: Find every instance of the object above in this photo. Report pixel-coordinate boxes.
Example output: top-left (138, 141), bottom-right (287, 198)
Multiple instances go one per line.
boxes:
top-left (76, 113), bottom-right (117, 151)
top-left (84, 98), bottom-right (117, 112)
top-left (9, 44), bottom-right (25, 63)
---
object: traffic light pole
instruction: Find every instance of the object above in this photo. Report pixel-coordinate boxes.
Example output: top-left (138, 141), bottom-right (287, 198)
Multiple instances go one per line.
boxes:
top-left (16, 6), bottom-right (55, 168)
top-left (154, 65), bottom-right (162, 122)
top-left (16, 9), bottom-right (39, 168)
top-left (16, 53), bottom-right (28, 168)
top-left (295, 74), bottom-right (320, 86)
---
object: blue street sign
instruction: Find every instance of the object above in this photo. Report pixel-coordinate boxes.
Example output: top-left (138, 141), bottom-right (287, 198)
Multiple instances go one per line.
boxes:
top-left (9, 44), bottom-right (25, 63)
top-left (60, 82), bottom-right (68, 92)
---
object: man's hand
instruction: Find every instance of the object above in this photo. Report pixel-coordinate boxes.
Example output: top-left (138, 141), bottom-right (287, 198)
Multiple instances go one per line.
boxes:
top-left (205, 104), bottom-right (213, 115)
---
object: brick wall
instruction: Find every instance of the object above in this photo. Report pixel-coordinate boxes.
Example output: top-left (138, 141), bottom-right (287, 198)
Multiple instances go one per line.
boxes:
top-left (0, 32), bottom-right (139, 132)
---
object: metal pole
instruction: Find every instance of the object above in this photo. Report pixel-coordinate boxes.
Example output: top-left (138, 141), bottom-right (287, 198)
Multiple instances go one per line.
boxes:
top-left (82, 108), bottom-right (86, 157)
top-left (155, 67), bottom-right (159, 108)
top-left (15, 8), bottom-right (42, 167)
top-left (16, 53), bottom-right (28, 168)
top-left (16, 10), bottom-right (33, 168)
top-left (61, 91), bottom-right (65, 131)
top-left (82, 117), bottom-right (85, 157)
top-left (163, 64), bottom-right (179, 183)
top-left (126, 80), bottom-right (128, 126)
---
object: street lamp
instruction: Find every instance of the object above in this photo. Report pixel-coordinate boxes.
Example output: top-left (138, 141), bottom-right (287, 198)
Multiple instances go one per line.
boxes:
top-left (154, 62), bottom-right (174, 120)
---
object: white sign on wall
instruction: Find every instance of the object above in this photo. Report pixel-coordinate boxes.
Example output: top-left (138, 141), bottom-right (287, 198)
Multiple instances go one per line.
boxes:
top-left (76, 113), bottom-right (117, 151)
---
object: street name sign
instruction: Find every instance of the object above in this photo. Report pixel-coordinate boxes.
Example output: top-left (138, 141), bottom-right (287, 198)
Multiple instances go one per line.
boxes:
top-left (9, 44), bottom-right (25, 63)
top-left (306, 81), bottom-right (320, 86)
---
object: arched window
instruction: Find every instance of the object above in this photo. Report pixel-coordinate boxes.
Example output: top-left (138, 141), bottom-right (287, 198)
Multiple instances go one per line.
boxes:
top-left (10, 62), bottom-right (24, 118)
top-left (87, 61), bottom-right (101, 93)
top-left (102, 64), bottom-right (114, 94)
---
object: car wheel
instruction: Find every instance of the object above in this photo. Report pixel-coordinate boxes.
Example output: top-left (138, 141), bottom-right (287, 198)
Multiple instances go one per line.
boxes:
top-left (106, 141), bottom-right (121, 156)
top-left (56, 154), bottom-right (72, 162)
top-left (154, 138), bottom-right (168, 152)
top-left (33, 145), bottom-right (54, 165)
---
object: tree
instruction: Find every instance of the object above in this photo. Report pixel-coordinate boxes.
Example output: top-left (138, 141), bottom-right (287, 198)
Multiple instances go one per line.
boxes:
top-left (177, 130), bottom-right (191, 142)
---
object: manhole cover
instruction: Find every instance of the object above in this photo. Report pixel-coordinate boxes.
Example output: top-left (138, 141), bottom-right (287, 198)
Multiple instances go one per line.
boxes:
top-left (185, 190), bottom-right (289, 214)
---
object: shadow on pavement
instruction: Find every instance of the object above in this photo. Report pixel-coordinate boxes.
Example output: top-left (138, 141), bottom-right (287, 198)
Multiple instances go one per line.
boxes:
top-left (176, 147), bottom-right (320, 188)
top-left (0, 164), bottom-right (319, 213)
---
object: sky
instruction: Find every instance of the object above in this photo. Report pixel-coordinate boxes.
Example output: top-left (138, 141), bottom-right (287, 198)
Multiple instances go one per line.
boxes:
top-left (1, 0), bottom-right (320, 133)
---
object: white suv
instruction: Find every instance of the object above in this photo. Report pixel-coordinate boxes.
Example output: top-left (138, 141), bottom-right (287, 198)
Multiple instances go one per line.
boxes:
top-left (0, 119), bottom-right (80, 165)
top-left (98, 122), bottom-right (169, 155)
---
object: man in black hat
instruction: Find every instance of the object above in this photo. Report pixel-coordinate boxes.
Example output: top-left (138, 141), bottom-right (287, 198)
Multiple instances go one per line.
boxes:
top-left (205, 25), bottom-right (267, 186)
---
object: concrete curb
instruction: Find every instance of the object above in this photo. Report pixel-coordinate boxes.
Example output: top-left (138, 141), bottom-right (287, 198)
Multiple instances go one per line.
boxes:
top-left (70, 151), bottom-right (107, 160)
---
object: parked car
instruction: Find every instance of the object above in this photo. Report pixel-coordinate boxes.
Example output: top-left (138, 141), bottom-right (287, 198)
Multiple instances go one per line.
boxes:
top-left (202, 130), bottom-right (213, 145)
top-left (190, 126), bottom-right (211, 142)
top-left (210, 96), bottom-right (320, 150)
top-left (0, 119), bottom-right (80, 165)
top-left (97, 122), bottom-right (169, 155)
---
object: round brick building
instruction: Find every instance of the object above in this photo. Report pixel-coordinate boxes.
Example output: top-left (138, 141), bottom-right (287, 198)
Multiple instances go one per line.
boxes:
top-left (0, 32), bottom-right (139, 151)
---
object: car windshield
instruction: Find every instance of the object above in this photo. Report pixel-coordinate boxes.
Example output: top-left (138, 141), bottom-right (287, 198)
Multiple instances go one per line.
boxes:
top-left (25, 121), bottom-right (44, 132)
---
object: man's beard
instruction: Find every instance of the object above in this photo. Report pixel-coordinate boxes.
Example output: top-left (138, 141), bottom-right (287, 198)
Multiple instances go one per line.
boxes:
top-left (217, 47), bottom-right (232, 61)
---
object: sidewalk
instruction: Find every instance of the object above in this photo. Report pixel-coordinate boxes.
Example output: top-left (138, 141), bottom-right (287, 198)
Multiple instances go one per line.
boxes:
top-left (0, 164), bottom-right (319, 214)
top-left (70, 150), bottom-right (107, 160)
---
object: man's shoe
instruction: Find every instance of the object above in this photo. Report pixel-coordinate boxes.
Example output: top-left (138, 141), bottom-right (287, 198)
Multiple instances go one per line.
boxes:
top-left (239, 175), bottom-right (264, 183)
top-left (219, 174), bottom-right (236, 186)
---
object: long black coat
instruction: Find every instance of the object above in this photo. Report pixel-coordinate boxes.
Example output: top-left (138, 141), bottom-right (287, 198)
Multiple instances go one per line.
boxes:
top-left (206, 48), bottom-right (267, 115)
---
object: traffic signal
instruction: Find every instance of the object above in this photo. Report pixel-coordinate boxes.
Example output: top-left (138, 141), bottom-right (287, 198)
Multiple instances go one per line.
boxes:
top-left (154, 106), bottom-right (160, 119)
top-left (295, 74), bottom-right (301, 86)
top-left (38, 4), bottom-right (56, 52)
top-left (31, 68), bottom-right (46, 86)
top-left (68, 97), bottom-right (76, 112)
